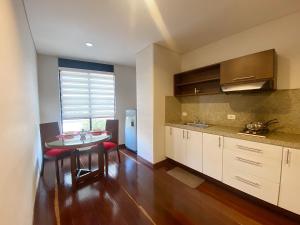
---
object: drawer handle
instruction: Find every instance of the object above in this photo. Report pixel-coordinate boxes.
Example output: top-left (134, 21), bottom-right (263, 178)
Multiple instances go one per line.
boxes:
top-left (237, 145), bottom-right (262, 153)
top-left (235, 176), bottom-right (260, 188)
top-left (232, 75), bottom-right (255, 81)
top-left (236, 157), bottom-right (262, 167)
top-left (286, 149), bottom-right (290, 165)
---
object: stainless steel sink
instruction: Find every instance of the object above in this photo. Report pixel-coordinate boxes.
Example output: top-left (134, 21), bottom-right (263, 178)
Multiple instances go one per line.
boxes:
top-left (184, 122), bottom-right (209, 128)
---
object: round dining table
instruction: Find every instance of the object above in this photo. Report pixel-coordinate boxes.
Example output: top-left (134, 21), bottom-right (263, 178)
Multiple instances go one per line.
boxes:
top-left (46, 132), bottom-right (111, 188)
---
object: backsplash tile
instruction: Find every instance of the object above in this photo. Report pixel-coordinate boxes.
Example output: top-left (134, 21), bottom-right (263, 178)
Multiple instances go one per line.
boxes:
top-left (166, 89), bottom-right (300, 134)
top-left (165, 96), bottom-right (182, 123)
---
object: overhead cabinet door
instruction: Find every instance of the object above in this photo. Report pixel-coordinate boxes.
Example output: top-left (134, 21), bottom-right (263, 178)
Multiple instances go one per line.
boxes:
top-left (220, 49), bottom-right (275, 85)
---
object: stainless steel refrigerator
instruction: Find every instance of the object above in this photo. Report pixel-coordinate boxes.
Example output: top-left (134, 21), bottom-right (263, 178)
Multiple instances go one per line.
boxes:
top-left (125, 109), bottom-right (137, 152)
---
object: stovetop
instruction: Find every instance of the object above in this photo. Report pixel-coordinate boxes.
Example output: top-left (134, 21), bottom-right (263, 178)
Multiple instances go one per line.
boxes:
top-left (238, 128), bottom-right (269, 138)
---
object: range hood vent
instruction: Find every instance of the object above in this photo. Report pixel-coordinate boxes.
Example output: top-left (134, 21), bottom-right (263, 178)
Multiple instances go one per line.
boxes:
top-left (221, 81), bottom-right (268, 92)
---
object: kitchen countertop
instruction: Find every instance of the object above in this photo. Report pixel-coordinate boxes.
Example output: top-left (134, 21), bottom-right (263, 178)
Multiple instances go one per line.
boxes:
top-left (165, 122), bottom-right (300, 149)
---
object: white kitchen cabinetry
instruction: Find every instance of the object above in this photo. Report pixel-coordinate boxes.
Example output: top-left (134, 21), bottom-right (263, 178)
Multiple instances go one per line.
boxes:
top-left (223, 137), bottom-right (282, 205)
top-left (173, 127), bottom-right (186, 164)
top-left (165, 126), bottom-right (300, 215)
top-left (165, 126), bottom-right (203, 172)
top-left (165, 126), bottom-right (186, 164)
top-left (279, 148), bottom-right (300, 215)
top-left (203, 133), bottom-right (223, 181)
top-left (185, 130), bottom-right (203, 172)
top-left (165, 126), bottom-right (175, 160)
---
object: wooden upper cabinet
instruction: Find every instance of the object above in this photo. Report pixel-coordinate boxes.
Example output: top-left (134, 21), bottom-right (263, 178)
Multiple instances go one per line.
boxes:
top-left (174, 64), bottom-right (221, 97)
top-left (220, 49), bottom-right (275, 85)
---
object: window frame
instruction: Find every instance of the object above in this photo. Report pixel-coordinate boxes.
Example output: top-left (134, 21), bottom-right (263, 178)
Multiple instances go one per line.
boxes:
top-left (58, 67), bottom-right (116, 132)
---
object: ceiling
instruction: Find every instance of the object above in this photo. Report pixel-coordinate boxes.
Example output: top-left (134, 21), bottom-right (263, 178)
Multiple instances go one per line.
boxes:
top-left (24, 0), bottom-right (300, 66)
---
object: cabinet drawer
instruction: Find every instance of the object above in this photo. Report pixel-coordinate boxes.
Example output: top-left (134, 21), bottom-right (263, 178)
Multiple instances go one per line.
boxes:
top-left (223, 167), bottom-right (279, 205)
top-left (224, 137), bottom-right (282, 161)
top-left (223, 148), bottom-right (282, 183)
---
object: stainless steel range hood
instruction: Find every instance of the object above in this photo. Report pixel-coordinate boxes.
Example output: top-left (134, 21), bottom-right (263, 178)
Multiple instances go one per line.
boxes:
top-left (221, 81), bottom-right (268, 92)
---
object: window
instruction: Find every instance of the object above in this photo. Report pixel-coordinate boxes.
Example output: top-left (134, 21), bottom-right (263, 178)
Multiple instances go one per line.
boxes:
top-left (59, 69), bottom-right (115, 132)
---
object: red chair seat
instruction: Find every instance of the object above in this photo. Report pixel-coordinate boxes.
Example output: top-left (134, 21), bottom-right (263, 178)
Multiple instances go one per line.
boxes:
top-left (45, 148), bottom-right (73, 157)
top-left (103, 141), bottom-right (117, 151)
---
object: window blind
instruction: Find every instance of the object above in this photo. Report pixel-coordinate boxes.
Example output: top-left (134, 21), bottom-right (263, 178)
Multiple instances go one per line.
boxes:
top-left (60, 69), bottom-right (115, 120)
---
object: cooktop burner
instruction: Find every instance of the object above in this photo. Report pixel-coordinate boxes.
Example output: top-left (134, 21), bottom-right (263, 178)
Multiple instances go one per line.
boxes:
top-left (238, 128), bottom-right (269, 138)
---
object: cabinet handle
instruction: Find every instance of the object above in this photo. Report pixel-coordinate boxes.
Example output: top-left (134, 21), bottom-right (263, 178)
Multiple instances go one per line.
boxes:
top-left (286, 149), bottom-right (290, 165)
top-left (170, 127), bottom-right (172, 135)
top-left (219, 136), bottom-right (221, 148)
top-left (187, 131), bottom-right (189, 139)
top-left (237, 145), bottom-right (262, 154)
top-left (183, 130), bottom-right (185, 139)
top-left (236, 157), bottom-right (262, 167)
top-left (235, 176), bottom-right (260, 188)
top-left (232, 75), bottom-right (255, 81)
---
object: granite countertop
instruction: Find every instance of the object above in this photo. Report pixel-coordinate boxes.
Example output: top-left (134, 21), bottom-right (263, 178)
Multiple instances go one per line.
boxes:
top-left (165, 122), bottom-right (300, 149)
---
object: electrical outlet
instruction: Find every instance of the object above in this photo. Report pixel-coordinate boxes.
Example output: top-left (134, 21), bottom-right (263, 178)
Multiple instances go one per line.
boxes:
top-left (227, 114), bottom-right (236, 120)
top-left (182, 112), bottom-right (188, 117)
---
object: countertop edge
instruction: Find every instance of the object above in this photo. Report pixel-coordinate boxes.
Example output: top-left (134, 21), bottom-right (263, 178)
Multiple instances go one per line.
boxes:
top-left (165, 123), bottom-right (300, 150)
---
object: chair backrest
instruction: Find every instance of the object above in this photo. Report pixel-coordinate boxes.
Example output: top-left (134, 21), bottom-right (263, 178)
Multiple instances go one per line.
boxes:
top-left (105, 120), bottom-right (119, 144)
top-left (40, 122), bottom-right (60, 152)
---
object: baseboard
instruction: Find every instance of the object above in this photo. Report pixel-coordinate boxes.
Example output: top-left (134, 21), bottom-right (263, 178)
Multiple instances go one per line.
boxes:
top-left (34, 157), bottom-right (41, 192)
top-left (153, 159), bottom-right (169, 169)
top-left (119, 144), bottom-right (126, 149)
top-left (136, 155), bottom-right (168, 169)
top-left (136, 155), bottom-right (154, 169)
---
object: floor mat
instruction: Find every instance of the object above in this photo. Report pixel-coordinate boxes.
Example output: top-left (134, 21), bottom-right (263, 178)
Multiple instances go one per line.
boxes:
top-left (167, 167), bottom-right (205, 188)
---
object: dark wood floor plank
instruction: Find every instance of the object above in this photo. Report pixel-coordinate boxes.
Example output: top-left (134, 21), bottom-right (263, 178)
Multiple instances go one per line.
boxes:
top-left (33, 150), bottom-right (299, 225)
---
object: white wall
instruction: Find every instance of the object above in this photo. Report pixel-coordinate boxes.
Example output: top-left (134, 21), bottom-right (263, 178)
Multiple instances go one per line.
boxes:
top-left (37, 54), bottom-right (136, 144)
top-left (114, 65), bottom-right (136, 144)
top-left (136, 44), bottom-right (180, 163)
top-left (37, 54), bottom-right (60, 123)
top-left (181, 12), bottom-right (300, 90)
top-left (0, 0), bottom-right (40, 225)
top-left (153, 45), bottom-right (180, 163)
top-left (136, 45), bottom-right (154, 162)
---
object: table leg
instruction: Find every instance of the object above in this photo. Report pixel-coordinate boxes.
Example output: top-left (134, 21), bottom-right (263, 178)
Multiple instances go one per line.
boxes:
top-left (88, 153), bottom-right (92, 170)
top-left (71, 151), bottom-right (77, 187)
top-left (98, 143), bottom-right (104, 176)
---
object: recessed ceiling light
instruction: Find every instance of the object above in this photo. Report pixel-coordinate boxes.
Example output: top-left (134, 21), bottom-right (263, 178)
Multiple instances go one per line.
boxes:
top-left (85, 42), bottom-right (93, 47)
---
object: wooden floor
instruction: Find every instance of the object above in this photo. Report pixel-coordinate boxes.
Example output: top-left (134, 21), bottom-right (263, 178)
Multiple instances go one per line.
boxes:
top-left (33, 149), bottom-right (300, 225)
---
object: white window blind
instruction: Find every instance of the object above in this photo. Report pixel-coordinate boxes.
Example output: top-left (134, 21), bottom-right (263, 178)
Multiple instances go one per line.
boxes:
top-left (60, 69), bottom-right (115, 120)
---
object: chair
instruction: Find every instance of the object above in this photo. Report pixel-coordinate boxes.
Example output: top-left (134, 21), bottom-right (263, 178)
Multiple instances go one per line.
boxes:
top-left (103, 120), bottom-right (120, 175)
top-left (40, 122), bottom-right (74, 183)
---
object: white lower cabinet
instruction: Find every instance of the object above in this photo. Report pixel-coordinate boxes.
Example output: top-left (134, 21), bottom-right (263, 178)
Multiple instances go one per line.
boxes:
top-left (279, 148), bottom-right (300, 215)
top-left (223, 137), bottom-right (282, 205)
top-left (165, 126), bottom-right (300, 215)
top-left (165, 126), bottom-right (203, 172)
top-left (165, 126), bottom-right (175, 160)
top-left (203, 133), bottom-right (223, 181)
top-left (185, 130), bottom-right (203, 172)
top-left (173, 127), bottom-right (186, 164)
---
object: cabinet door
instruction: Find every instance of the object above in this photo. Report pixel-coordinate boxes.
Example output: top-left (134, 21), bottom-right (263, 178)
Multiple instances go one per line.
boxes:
top-left (203, 133), bottom-right (223, 181)
top-left (220, 49), bottom-right (274, 85)
top-left (173, 128), bottom-right (186, 164)
top-left (279, 148), bottom-right (300, 215)
top-left (165, 126), bottom-right (175, 160)
top-left (186, 130), bottom-right (203, 172)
